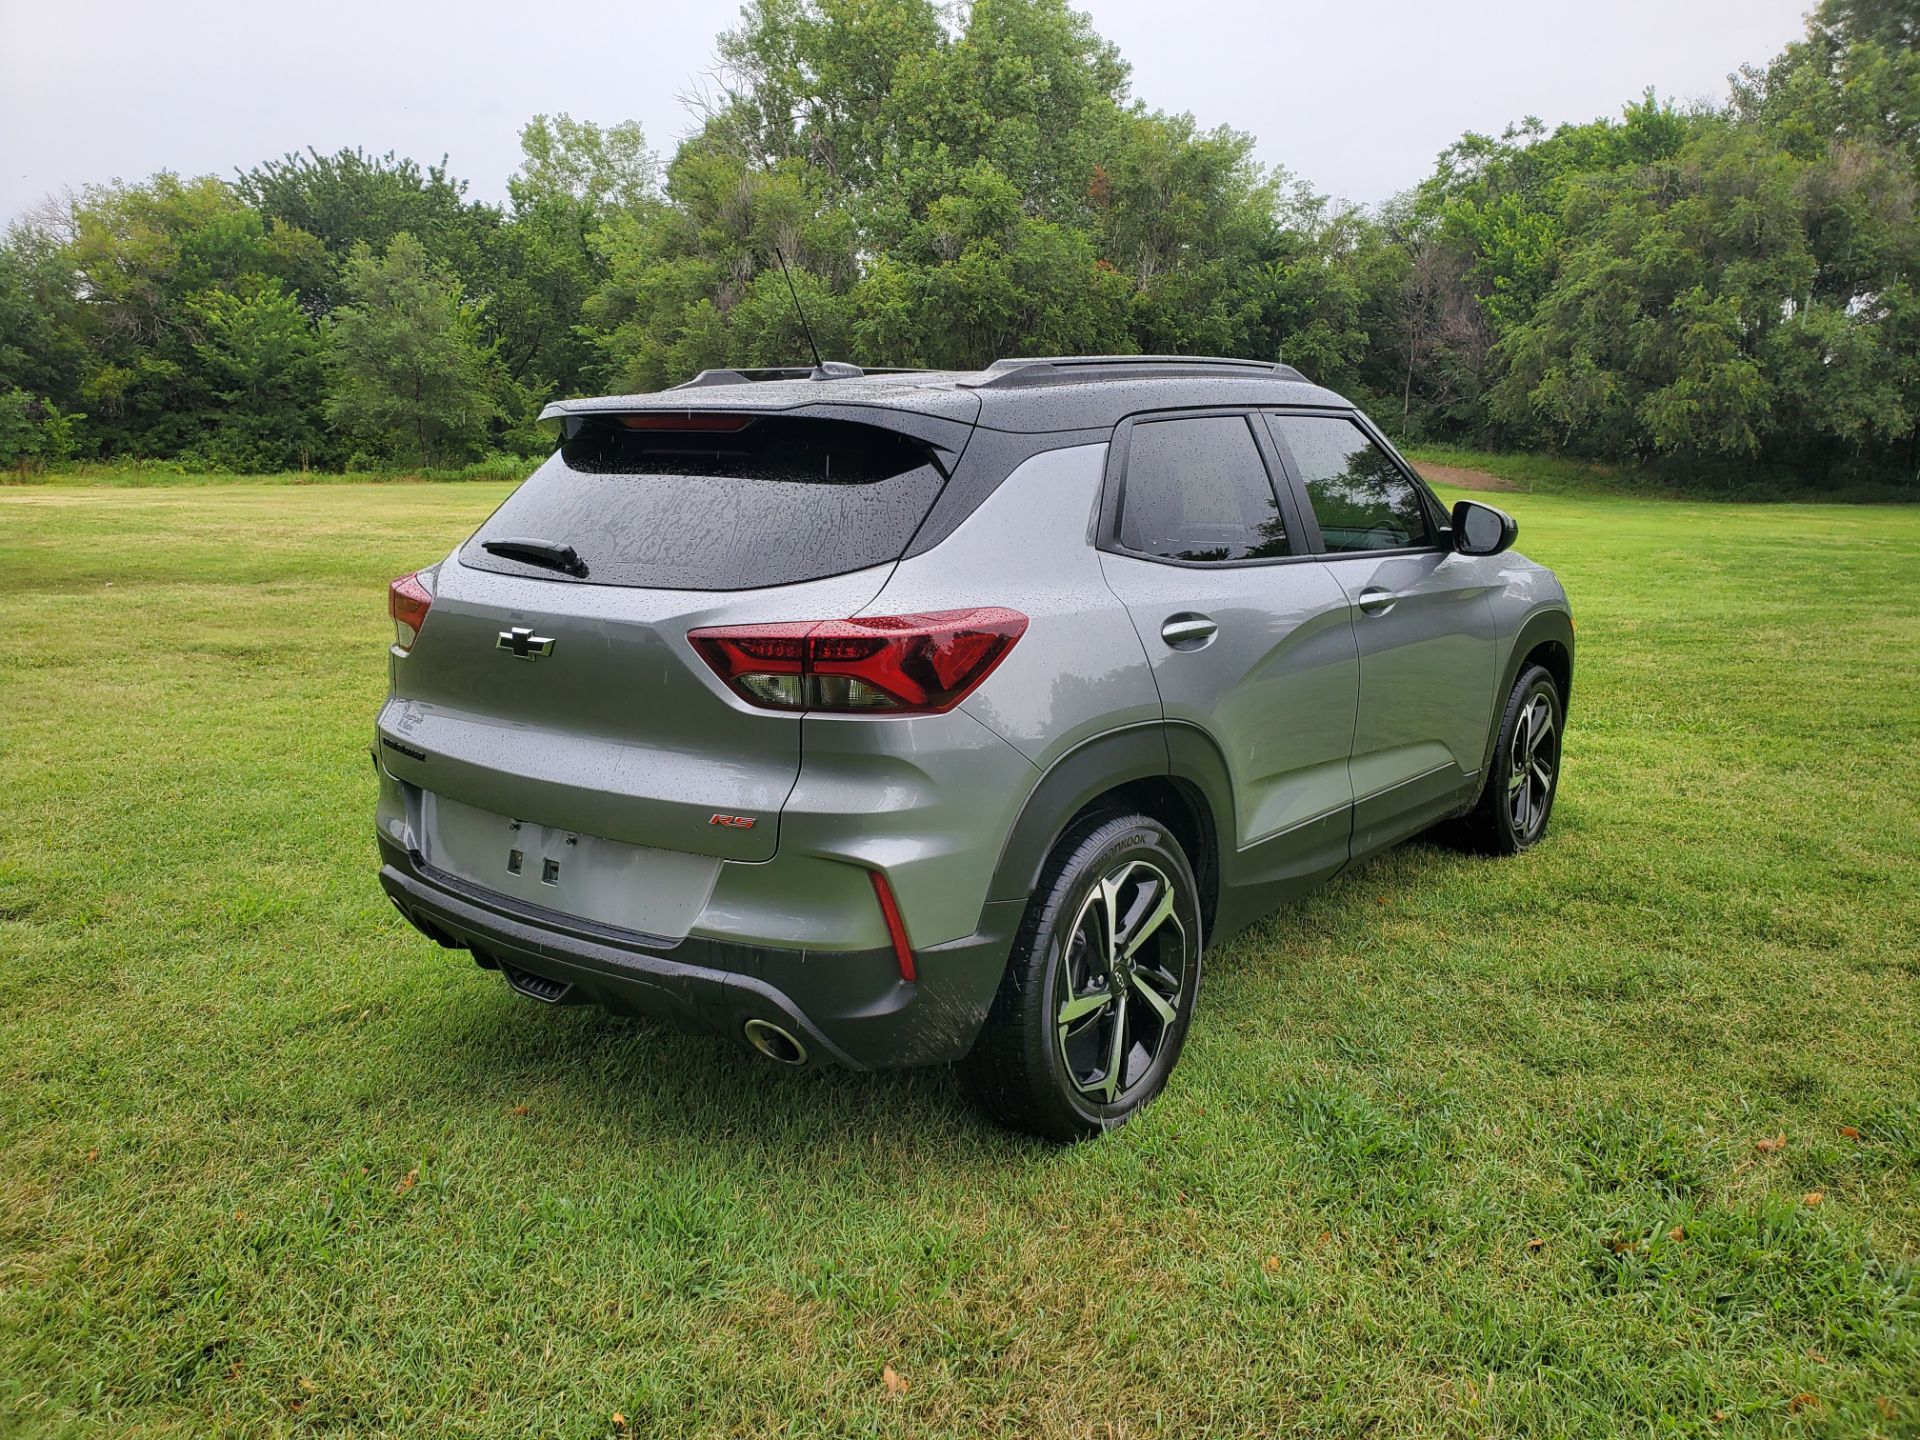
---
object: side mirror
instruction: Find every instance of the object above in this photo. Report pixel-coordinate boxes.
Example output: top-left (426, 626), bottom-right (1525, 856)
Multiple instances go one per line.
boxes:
top-left (1451, 499), bottom-right (1517, 557)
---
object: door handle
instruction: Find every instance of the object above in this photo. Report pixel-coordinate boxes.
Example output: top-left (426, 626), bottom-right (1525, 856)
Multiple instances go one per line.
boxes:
top-left (1356, 588), bottom-right (1398, 616)
top-left (1160, 613), bottom-right (1217, 650)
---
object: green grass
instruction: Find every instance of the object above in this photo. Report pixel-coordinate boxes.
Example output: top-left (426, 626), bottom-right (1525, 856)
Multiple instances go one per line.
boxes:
top-left (3, 481), bottom-right (1918, 1438)
top-left (1402, 444), bottom-right (1632, 496)
top-left (5, 454), bottom-right (537, 488)
top-left (1400, 445), bottom-right (1916, 504)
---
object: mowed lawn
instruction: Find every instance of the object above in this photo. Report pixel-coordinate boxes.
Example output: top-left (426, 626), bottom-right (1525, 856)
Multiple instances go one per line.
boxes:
top-left (2, 478), bottom-right (1917, 1440)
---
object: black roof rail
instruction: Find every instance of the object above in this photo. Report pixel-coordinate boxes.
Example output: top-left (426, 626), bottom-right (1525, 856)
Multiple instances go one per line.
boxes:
top-left (673, 363), bottom-right (933, 389)
top-left (962, 355), bottom-right (1307, 389)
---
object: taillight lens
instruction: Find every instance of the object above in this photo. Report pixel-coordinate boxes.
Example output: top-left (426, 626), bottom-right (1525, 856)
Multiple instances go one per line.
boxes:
top-left (689, 608), bottom-right (1028, 715)
top-left (388, 571), bottom-right (434, 653)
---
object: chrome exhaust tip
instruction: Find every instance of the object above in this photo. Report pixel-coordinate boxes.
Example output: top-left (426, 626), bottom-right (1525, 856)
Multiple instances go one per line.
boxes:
top-left (742, 1018), bottom-right (808, 1066)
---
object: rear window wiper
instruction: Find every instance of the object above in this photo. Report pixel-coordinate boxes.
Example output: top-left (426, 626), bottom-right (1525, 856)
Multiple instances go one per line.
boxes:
top-left (481, 537), bottom-right (589, 579)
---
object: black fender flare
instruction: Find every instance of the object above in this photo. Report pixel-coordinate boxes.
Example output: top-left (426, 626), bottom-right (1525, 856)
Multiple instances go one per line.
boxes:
top-left (1479, 606), bottom-right (1575, 781)
top-left (983, 723), bottom-right (1240, 908)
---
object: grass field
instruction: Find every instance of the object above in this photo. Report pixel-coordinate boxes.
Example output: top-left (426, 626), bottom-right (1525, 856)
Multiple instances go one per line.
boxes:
top-left (2, 479), bottom-right (1918, 1438)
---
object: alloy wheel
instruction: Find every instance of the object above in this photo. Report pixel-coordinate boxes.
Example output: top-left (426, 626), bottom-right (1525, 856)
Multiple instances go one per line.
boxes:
top-left (1507, 691), bottom-right (1558, 841)
top-left (1053, 859), bottom-right (1190, 1103)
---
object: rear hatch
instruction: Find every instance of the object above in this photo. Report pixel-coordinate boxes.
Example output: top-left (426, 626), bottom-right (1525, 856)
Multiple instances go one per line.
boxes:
top-left (377, 401), bottom-right (975, 867)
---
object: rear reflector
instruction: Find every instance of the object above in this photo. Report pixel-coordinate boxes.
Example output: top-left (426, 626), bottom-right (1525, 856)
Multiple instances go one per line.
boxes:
top-left (688, 608), bottom-right (1027, 715)
top-left (869, 870), bottom-right (916, 983)
top-left (388, 571), bottom-right (434, 653)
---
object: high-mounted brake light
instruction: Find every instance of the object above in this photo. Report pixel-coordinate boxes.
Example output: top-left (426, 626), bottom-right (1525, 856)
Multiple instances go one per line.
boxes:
top-left (388, 571), bottom-right (434, 654)
top-left (688, 608), bottom-right (1028, 715)
top-left (616, 412), bottom-right (756, 432)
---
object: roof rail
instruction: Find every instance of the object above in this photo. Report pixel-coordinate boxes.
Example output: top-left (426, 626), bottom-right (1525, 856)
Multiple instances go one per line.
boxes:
top-left (962, 355), bottom-right (1307, 389)
top-left (673, 363), bottom-right (932, 389)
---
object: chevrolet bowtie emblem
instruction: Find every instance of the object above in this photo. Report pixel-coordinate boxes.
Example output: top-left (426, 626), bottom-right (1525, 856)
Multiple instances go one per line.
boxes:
top-left (497, 626), bottom-right (556, 661)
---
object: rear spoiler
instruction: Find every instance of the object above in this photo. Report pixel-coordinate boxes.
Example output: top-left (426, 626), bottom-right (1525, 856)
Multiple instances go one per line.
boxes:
top-left (538, 392), bottom-right (980, 458)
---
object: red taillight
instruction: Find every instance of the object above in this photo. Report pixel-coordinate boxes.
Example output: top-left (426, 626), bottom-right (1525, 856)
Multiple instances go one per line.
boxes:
top-left (388, 571), bottom-right (434, 653)
top-left (688, 608), bottom-right (1028, 715)
top-left (869, 870), bottom-right (916, 983)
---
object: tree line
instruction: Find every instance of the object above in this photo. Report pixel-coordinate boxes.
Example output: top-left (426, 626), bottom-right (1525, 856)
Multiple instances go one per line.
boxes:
top-left (1, 0), bottom-right (1914, 490)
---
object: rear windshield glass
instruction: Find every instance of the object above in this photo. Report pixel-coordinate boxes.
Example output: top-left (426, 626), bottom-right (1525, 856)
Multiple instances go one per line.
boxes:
top-left (462, 415), bottom-right (948, 591)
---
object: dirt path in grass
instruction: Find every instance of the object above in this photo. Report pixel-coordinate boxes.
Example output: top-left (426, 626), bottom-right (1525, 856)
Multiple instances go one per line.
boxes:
top-left (1415, 463), bottom-right (1519, 492)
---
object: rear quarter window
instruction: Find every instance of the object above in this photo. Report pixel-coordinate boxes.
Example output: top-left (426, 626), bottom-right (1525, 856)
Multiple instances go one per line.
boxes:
top-left (1114, 414), bottom-right (1290, 563)
top-left (463, 415), bottom-right (947, 591)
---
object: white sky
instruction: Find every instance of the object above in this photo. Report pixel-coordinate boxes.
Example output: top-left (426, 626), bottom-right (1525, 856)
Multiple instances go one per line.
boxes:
top-left (0, 0), bottom-right (1813, 225)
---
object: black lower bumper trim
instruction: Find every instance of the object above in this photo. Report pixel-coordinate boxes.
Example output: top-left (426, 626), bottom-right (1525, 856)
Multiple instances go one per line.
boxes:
top-left (376, 838), bottom-right (1022, 1070)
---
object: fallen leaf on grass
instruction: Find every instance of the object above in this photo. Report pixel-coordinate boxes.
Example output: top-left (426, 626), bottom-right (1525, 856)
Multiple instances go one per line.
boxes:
top-left (882, 1365), bottom-right (908, 1396)
top-left (1668, 1226), bottom-right (1686, 1242)
top-left (85, 1146), bottom-right (98, 1163)
top-left (1803, 1190), bottom-right (1824, 1207)
top-left (1787, 1392), bottom-right (1817, 1414)
top-left (1755, 1133), bottom-right (1786, 1154)
top-left (1262, 1254), bottom-right (1280, 1274)
top-left (509, 1104), bottom-right (529, 1117)
top-left (1839, 1125), bottom-right (1860, 1140)
top-left (1806, 1350), bottom-right (1827, 1364)
top-left (394, 1168), bottom-right (419, 1196)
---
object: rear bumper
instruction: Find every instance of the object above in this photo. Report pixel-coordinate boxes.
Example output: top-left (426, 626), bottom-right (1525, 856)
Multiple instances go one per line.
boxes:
top-left (376, 834), bottom-right (1022, 1069)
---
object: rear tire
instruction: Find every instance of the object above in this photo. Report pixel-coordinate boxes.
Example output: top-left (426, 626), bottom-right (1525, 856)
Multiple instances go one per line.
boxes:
top-left (1457, 663), bottom-right (1563, 854)
top-left (961, 813), bottom-right (1202, 1142)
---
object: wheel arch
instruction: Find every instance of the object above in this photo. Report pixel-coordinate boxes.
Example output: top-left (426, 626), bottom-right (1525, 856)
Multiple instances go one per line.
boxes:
top-left (984, 724), bottom-right (1235, 942)
top-left (1478, 606), bottom-right (1575, 784)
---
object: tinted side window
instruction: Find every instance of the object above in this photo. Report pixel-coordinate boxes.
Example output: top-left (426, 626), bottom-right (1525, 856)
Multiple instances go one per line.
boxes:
top-left (1269, 415), bottom-right (1433, 554)
top-left (1116, 416), bottom-right (1288, 564)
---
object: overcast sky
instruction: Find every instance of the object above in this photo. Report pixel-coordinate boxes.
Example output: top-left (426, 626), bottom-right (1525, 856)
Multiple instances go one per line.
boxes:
top-left (0, 0), bottom-right (1813, 225)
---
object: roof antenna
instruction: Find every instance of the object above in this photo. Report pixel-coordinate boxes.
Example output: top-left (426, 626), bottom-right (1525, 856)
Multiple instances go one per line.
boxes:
top-left (772, 246), bottom-right (824, 372)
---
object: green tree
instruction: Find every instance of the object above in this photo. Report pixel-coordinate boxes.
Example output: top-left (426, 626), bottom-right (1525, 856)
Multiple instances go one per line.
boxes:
top-left (511, 114), bottom-right (659, 218)
top-left (495, 118), bottom-right (662, 442)
top-left (61, 174), bottom-right (325, 458)
top-left (325, 234), bottom-right (500, 467)
top-left (853, 161), bottom-right (1132, 367)
top-left (0, 211), bottom-right (89, 414)
top-left (0, 388), bottom-right (84, 469)
top-left (192, 284), bottom-right (328, 469)
top-left (236, 148), bottom-right (480, 311)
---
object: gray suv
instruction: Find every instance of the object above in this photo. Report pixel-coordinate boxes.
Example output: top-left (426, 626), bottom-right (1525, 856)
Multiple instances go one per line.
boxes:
top-left (375, 356), bottom-right (1573, 1139)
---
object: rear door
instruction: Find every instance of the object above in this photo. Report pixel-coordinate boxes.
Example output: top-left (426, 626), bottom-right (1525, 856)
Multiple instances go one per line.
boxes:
top-left (376, 411), bottom-right (962, 867)
top-left (1095, 411), bottom-right (1359, 888)
top-left (1263, 411), bottom-right (1500, 851)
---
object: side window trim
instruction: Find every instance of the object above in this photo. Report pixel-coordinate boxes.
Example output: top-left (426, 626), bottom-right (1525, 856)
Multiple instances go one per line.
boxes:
top-left (1260, 407), bottom-right (1448, 558)
top-left (1097, 407), bottom-right (1313, 569)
